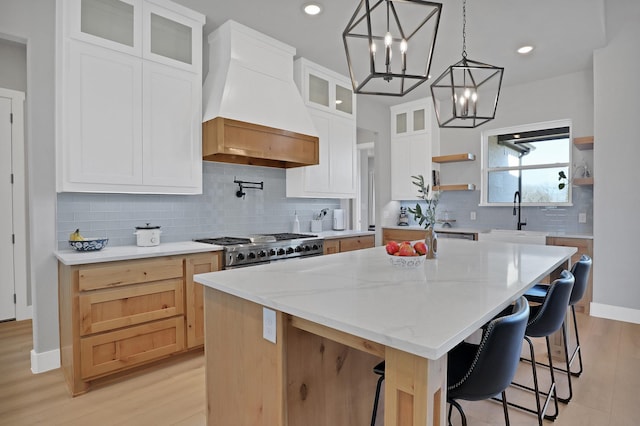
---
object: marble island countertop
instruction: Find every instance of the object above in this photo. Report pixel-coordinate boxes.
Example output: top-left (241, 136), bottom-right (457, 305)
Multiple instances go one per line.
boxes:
top-left (194, 239), bottom-right (576, 360)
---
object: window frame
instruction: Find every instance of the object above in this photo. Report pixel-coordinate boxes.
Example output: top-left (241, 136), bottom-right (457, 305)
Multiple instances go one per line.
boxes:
top-left (480, 119), bottom-right (573, 207)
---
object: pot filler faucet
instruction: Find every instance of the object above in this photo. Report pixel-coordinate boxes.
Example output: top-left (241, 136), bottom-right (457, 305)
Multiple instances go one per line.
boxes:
top-left (513, 191), bottom-right (527, 230)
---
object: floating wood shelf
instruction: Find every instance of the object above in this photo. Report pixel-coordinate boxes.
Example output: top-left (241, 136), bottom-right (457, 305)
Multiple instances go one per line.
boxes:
top-left (433, 184), bottom-right (476, 191)
top-left (573, 177), bottom-right (594, 186)
top-left (573, 136), bottom-right (594, 150)
top-left (432, 153), bottom-right (475, 163)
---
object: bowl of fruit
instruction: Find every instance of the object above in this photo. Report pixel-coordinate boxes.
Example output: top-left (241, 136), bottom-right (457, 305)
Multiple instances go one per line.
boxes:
top-left (385, 240), bottom-right (427, 269)
top-left (68, 229), bottom-right (109, 252)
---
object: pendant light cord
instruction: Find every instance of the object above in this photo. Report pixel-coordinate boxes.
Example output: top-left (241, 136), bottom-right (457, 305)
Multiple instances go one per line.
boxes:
top-left (462, 0), bottom-right (467, 58)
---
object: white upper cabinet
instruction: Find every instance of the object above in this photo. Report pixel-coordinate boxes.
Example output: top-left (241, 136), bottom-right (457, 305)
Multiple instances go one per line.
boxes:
top-left (57, 0), bottom-right (204, 194)
top-left (67, 0), bottom-right (142, 55)
top-left (390, 99), bottom-right (440, 200)
top-left (287, 58), bottom-right (357, 198)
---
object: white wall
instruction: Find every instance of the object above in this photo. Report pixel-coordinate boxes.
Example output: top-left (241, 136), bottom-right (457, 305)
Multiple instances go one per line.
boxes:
top-left (591, 0), bottom-right (640, 322)
top-left (0, 38), bottom-right (27, 92)
top-left (0, 0), bottom-right (59, 368)
top-left (356, 97), bottom-right (391, 245)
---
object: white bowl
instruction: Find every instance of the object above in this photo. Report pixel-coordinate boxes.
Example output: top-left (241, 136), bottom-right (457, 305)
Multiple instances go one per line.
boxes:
top-left (387, 254), bottom-right (426, 269)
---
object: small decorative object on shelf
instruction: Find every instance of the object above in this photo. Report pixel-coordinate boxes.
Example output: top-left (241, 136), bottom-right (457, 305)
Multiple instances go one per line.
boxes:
top-left (407, 174), bottom-right (439, 259)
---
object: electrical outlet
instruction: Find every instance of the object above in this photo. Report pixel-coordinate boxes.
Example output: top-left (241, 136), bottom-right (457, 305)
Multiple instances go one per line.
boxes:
top-left (470, 211), bottom-right (477, 221)
top-left (263, 307), bottom-right (276, 343)
top-left (578, 212), bottom-right (587, 223)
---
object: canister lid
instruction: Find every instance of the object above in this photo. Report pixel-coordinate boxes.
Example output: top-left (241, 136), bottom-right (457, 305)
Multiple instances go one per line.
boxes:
top-left (135, 223), bottom-right (161, 230)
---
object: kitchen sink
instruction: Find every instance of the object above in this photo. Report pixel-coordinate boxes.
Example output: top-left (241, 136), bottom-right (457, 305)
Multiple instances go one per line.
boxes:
top-left (477, 229), bottom-right (548, 245)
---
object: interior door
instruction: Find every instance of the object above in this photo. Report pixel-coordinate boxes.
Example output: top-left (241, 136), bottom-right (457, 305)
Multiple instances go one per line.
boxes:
top-left (0, 95), bottom-right (15, 320)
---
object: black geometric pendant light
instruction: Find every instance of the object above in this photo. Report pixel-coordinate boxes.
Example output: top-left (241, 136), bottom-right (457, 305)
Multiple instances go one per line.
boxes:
top-left (430, 0), bottom-right (503, 128)
top-left (343, 0), bottom-right (442, 96)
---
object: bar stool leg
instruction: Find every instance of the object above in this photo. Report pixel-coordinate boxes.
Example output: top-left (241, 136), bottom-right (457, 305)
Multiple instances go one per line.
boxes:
top-left (370, 375), bottom-right (384, 426)
top-left (569, 305), bottom-right (584, 377)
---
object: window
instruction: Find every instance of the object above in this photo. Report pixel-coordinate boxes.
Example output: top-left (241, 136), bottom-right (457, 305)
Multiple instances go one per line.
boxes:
top-left (481, 120), bottom-right (572, 206)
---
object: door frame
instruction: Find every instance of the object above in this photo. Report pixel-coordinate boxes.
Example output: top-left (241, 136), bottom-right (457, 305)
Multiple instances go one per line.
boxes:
top-left (0, 87), bottom-right (30, 320)
top-left (355, 141), bottom-right (374, 231)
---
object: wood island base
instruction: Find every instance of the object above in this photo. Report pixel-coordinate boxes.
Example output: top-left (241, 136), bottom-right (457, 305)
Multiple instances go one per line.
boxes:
top-left (204, 288), bottom-right (447, 426)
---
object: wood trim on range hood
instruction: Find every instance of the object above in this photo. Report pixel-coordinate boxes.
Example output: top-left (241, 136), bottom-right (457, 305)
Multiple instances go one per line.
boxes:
top-left (202, 117), bottom-right (319, 168)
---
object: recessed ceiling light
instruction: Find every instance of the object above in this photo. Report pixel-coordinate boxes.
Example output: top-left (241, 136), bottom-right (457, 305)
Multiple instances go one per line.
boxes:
top-left (303, 3), bottom-right (323, 16)
top-left (517, 45), bottom-right (534, 55)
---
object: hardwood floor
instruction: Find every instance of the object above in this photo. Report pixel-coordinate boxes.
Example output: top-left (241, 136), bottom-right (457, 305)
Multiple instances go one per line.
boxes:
top-left (1, 313), bottom-right (638, 425)
top-left (0, 320), bottom-right (206, 426)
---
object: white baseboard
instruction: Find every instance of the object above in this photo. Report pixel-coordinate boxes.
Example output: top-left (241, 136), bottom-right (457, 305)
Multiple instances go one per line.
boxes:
top-left (30, 348), bottom-right (60, 374)
top-left (590, 303), bottom-right (640, 324)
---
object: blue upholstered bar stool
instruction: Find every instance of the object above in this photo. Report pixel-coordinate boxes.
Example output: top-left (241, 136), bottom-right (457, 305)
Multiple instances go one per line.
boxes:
top-left (524, 255), bottom-right (592, 401)
top-left (509, 269), bottom-right (575, 426)
top-left (370, 297), bottom-right (530, 426)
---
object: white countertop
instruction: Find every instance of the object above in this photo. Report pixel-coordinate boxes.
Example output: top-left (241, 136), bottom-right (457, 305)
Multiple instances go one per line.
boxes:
top-left (55, 241), bottom-right (223, 265)
top-left (195, 239), bottom-right (576, 360)
top-left (316, 230), bottom-right (375, 239)
top-left (383, 225), bottom-right (593, 239)
top-left (383, 225), bottom-right (487, 234)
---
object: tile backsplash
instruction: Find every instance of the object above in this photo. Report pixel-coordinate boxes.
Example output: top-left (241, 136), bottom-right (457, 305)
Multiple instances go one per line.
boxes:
top-left (57, 162), bottom-right (341, 248)
top-left (400, 186), bottom-right (594, 235)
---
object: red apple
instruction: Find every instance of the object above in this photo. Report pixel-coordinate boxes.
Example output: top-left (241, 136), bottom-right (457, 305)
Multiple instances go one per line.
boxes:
top-left (386, 240), bottom-right (400, 255)
top-left (398, 243), bottom-right (416, 257)
top-left (413, 241), bottom-right (428, 256)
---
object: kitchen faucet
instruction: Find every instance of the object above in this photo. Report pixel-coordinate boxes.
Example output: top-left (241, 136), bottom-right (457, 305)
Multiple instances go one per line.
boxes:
top-left (513, 191), bottom-right (527, 230)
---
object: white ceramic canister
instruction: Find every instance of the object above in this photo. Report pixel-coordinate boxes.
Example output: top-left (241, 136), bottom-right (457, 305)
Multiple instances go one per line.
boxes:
top-left (134, 223), bottom-right (162, 247)
top-left (333, 209), bottom-right (345, 231)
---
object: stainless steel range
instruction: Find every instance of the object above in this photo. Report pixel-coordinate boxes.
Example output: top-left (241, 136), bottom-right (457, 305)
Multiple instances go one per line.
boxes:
top-left (195, 233), bottom-right (324, 269)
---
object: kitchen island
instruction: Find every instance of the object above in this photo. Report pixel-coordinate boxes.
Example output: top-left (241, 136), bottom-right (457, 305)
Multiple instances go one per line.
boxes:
top-left (194, 239), bottom-right (576, 425)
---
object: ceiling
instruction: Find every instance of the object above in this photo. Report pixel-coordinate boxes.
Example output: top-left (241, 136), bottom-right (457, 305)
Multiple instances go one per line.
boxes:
top-left (175, 0), bottom-right (607, 105)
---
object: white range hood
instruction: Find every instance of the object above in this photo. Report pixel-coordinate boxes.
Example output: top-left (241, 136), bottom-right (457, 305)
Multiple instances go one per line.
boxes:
top-left (202, 20), bottom-right (319, 168)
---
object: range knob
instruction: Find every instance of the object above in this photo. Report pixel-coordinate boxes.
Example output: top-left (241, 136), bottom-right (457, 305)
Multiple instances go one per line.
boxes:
top-left (286, 247), bottom-right (294, 255)
top-left (269, 249), bottom-right (277, 256)
top-left (236, 253), bottom-right (245, 261)
top-left (304, 245), bottom-right (311, 252)
top-left (277, 248), bottom-right (285, 256)
top-left (248, 252), bottom-right (256, 259)
top-left (295, 246), bottom-right (303, 253)
top-left (258, 250), bottom-right (267, 258)
top-left (312, 244), bottom-right (319, 250)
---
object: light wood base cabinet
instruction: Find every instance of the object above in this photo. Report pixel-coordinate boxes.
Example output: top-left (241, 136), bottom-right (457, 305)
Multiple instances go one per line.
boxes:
top-left (323, 235), bottom-right (375, 255)
top-left (546, 236), bottom-right (593, 314)
top-left (382, 228), bottom-right (428, 245)
top-left (59, 251), bottom-right (220, 395)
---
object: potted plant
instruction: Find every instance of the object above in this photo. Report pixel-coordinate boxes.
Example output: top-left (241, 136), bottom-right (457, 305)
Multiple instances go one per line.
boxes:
top-left (407, 175), bottom-right (439, 258)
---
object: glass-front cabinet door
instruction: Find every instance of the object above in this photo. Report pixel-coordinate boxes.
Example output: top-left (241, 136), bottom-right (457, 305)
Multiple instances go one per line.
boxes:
top-left (69, 0), bottom-right (142, 55)
top-left (393, 105), bottom-right (426, 135)
top-left (335, 83), bottom-right (353, 115)
top-left (308, 74), bottom-right (330, 108)
top-left (302, 60), bottom-right (355, 118)
top-left (142, 1), bottom-right (202, 72)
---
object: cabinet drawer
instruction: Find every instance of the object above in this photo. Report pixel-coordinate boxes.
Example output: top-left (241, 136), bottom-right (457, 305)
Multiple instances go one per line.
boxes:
top-left (80, 316), bottom-right (185, 379)
top-left (339, 235), bottom-right (375, 252)
top-left (79, 279), bottom-right (184, 336)
top-left (78, 257), bottom-right (183, 291)
top-left (323, 240), bottom-right (340, 255)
